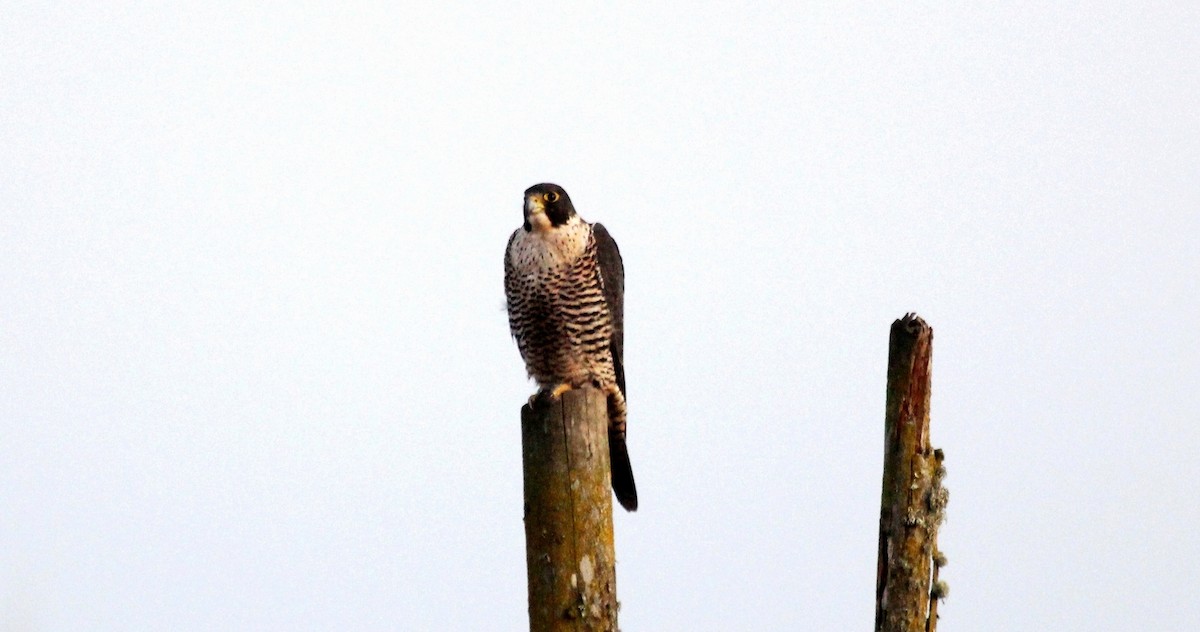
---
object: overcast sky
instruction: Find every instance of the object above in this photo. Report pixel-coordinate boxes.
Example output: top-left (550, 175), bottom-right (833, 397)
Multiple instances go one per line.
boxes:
top-left (2, 3), bottom-right (1198, 630)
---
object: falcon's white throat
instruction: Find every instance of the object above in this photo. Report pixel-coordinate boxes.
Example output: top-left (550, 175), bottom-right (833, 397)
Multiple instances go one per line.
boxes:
top-left (509, 214), bottom-right (590, 273)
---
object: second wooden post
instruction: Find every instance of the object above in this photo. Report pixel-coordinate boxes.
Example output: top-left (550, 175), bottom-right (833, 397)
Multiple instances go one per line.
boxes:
top-left (874, 314), bottom-right (949, 632)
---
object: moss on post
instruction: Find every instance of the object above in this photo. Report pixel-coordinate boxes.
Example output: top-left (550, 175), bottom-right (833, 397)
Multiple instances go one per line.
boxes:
top-left (522, 387), bottom-right (619, 632)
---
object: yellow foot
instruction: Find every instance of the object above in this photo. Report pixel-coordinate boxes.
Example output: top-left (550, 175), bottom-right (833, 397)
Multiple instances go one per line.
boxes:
top-left (528, 384), bottom-right (575, 408)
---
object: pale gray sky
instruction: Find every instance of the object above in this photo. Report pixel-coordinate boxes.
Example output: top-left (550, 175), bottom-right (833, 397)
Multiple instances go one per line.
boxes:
top-left (2, 3), bottom-right (1198, 630)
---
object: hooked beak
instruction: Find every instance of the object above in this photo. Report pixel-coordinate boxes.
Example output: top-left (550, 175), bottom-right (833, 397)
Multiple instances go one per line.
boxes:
top-left (524, 194), bottom-right (549, 232)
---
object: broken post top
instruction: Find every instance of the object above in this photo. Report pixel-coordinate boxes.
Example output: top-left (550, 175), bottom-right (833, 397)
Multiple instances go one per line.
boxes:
top-left (886, 313), bottom-right (933, 440)
top-left (890, 313), bottom-right (931, 348)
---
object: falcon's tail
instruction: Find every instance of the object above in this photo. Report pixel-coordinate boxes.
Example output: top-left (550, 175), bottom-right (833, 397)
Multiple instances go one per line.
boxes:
top-left (609, 428), bottom-right (638, 512)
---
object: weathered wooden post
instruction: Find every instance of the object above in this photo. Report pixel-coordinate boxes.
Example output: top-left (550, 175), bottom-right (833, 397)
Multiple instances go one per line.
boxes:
top-left (875, 314), bottom-right (949, 632)
top-left (521, 387), bottom-right (619, 631)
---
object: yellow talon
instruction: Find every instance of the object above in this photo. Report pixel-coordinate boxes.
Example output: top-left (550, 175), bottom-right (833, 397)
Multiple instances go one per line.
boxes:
top-left (549, 383), bottom-right (574, 398)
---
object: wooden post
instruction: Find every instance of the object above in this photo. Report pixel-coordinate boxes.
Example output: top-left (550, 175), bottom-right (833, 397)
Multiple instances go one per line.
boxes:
top-left (521, 387), bottom-right (619, 631)
top-left (875, 314), bottom-right (949, 632)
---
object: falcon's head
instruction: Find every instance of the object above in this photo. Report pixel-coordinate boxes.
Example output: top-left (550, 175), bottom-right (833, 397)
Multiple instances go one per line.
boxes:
top-left (523, 183), bottom-right (576, 233)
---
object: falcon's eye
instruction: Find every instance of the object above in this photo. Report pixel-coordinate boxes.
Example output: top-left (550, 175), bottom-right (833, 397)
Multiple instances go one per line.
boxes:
top-left (545, 192), bottom-right (559, 203)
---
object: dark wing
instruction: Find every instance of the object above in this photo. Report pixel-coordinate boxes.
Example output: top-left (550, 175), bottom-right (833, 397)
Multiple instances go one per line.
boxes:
top-left (592, 223), bottom-right (625, 396)
top-left (503, 229), bottom-right (522, 344)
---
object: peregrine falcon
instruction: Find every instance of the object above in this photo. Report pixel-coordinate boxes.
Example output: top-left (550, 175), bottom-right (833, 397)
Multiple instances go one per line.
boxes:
top-left (504, 183), bottom-right (638, 512)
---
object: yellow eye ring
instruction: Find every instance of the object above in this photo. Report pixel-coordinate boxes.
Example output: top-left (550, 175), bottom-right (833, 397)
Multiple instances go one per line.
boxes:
top-left (545, 192), bottom-right (559, 203)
